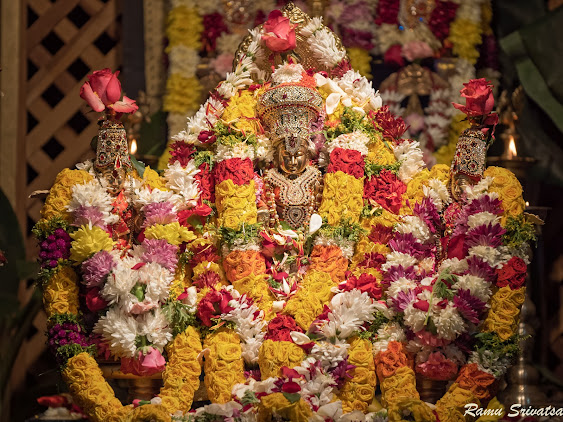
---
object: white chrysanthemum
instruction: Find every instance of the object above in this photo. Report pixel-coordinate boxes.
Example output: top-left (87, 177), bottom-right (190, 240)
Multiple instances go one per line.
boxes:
top-left (372, 322), bottom-right (407, 355)
top-left (138, 262), bottom-right (173, 304)
top-left (438, 258), bottom-right (469, 274)
top-left (385, 277), bottom-right (417, 299)
top-left (133, 186), bottom-right (178, 208)
top-left (139, 308), bottom-right (173, 350)
top-left (452, 274), bottom-right (492, 302)
top-left (326, 131), bottom-right (370, 156)
top-left (164, 160), bottom-right (201, 208)
top-left (381, 252), bottom-right (418, 272)
top-left (255, 134), bottom-right (274, 162)
top-left (215, 142), bottom-right (256, 162)
top-left (467, 212), bottom-right (500, 229)
top-left (468, 245), bottom-right (504, 268)
top-left (94, 307), bottom-right (138, 357)
top-left (337, 70), bottom-right (382, 110)
top-left (272, 62), bottom-right (305, 84)
top-left (101, 256), bottom-right (141, 305)
top-left (403, 303), bottom-right (427, 333)
top-left (394, 140), bottom-right (426, 183)
top-left (302, 24), bottom-right (345, 68)
top-left (417, 257), bottom-right (436, 274)
top-left (465, 176), bottom-right (494, 200)
top-left (67, 180), bottom-right (119, 226)
top-left (300, 372), bottom-right (336, 408)
top-left (215, 32), bottom-right (243, 55)
top-left (168, 45), bottom-right (200, 78)
top-left (433, 304), bottom-right (466, 340)
top-left (307, 341), bottom-right (350, 370)
top-left (320, 290), bottom-right (377, 339)
top-left (395, 215), bottom-right (431, 242)
top-left (423, 179), bottom-right (451, 212)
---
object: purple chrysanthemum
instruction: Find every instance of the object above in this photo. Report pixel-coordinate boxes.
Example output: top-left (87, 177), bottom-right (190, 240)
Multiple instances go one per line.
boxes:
top-left (73, 205), bottom-right (107, 229)
top-left (140, 239), bottom-right (179, 271)
top-left (383, 265), bottom-right (418, 286)
top-left (390, 233), bottom-right (433, 259)
top-left (143, 202), bottom-right (178, 227)
top-left (465, 223), bottom-right (506, 248)
top-left (465, 256), bottom-right (497, 282)
top-left (331, 357), bottom-right (356, 388)
top-left (453, 288), bottom-right (487, 324)
top-left (391, 289), bottom-right (416, 312)
top-left (413, 198), bottom-right (441, 233)
top-left (81, 250), bottom-right (115, 287)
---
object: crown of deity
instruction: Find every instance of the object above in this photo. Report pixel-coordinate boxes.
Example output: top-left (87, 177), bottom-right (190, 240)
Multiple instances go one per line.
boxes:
top-left (257, 83), bottom-right (323, 154)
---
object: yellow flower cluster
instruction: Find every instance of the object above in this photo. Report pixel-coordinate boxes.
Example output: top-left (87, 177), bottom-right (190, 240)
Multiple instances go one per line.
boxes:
top-left (339, 337), bottom-right (377, 413)
top-left (484, 166), bottom-right (526, 226)
top-left (482, 286), bottom-right (526, 340)
top-left (70, 226), bottom-right (114, 263)
top-left (161, 325), bottom-right (202, 413)
top-left (192, 260), bottom-right (227, 288)
top-left (435, 114), bottom-right (471, 165)
top-left (43, 266), bottom-right (80, 317)
top-left (62, 353), bottom-right (123, 421)
top-left (215, 179), bottom-right (258, 229)
top-left (163, 73), bottom-right (203, 115)
top-left (367, 137), bottom-right (396, 165)
top-left (41, 169), bottom-right (93, 221)
top-left (283, 270), bottom-right (336, 330)
top-left (476, 397), bottom-right (505, 422)
top-left (143, 166), bottom-right (168, 191)
top-left (232, 273), bottom-right (276, 319)
top-left (144, 222), bottom-right (196, 245)
top-left (168, 263), bottom-right (190, 300)
top-left (388, 399), bottom-right (436, 422)
top-left (347, 47), bottom-right (372, 79)
top-left (221, 90), bottom-right (262, 135)
top-left (361, 209), bottom-right (400, 230)
top-left (126, 404), bottom-right (171, 422)
top-left (318, 171), bottom-right (364, 226)
top-left (435, 383), bottom-right (479, 422)
top-left (448, 18), bottom-right (483, 64)
top-left (351, 237), bottom-right (391, 270)
top-left (258, 339), bottom-right (306, 379)
top-left (165, 6), bottom-right (202, 51)
top-left (258, 392), bottom-right (312, 422)
top-left (203, 328), bottom-right (245, 403)
top-left (380, 366), bottom-right (420, 408)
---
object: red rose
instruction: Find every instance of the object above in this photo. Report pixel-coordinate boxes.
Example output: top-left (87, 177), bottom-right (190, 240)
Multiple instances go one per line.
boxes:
top-left (178, 202), bottom-right (213, 228)
top-left (80, 68), bottom-right (137, 114)
top-left (281, 381), bottom-right (301, 393)
top-left (496, 256), bottom-right (527, 290)
top-left (452, 78), bottom-right (495, 117)
top-left (197, 130), bottom-right (217, 144)
top-left (85, 287), bottom-right (108, 312)
top-left (340, 273), bottom-right (382, 299)
top-left (265, 314), bottom-right (303, 342)
top-left (37, 395), bottom-right (68, 408)
top-left (363, 170), bottom-right (406, 214)
top-left (444, 233), bottom-right (467, 260)
top-left (261, 10), bottom-right (296, 53)
top-left (197, 290), bottom-right (234, 327)
top-left (214, 157), bottom-right (254, 186)
top-left (327, 148), bottom-right (365, 178)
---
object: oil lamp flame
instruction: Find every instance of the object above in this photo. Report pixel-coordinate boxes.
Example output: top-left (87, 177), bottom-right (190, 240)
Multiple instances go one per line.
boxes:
top-left (507, 136), bottom-right (517, 159)
top-left (130, 139), bottom-right (138, 155)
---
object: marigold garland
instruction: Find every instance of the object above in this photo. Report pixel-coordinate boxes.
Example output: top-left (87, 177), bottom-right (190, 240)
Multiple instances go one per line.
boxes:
top-left (258, 339), bottom-right (306, 379)
top-left (482, 286), bottom-right (526, 341)
top-left (41, 169), bottom-right (93, 220)
top-left (43, 266), bottom-right (80, 317)
top-left (223, 250), bottom-right (267, 283)
top-left (318, 171), bottom-right (364, 226)
top-left (309, 244), bottom-right (349, 283)
top-left (203, 328), bottom-right (245, 403)
top-left (484, 166), bottom-right (526, 226)
top-left (435, 382), bottom-right (479, 422)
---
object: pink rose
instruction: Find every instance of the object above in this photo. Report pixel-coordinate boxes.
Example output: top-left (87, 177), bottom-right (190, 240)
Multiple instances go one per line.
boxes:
top-left (416, 352), bottom-right (458, 381)
top-left (210, 53), bottom-right (235, 77)
top-left (80, 68), bottom-right (138, 115)
top-left (262, 10), bottom-right (296, 53)
top-left (121, 347), bottom-right (166, 376)
top-left (402, 41), bottom-right (434, 62)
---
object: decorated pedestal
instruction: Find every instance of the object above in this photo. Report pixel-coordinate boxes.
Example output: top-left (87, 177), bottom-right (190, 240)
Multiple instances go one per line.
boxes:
top-left (35, 4), bottom-right (538, 422)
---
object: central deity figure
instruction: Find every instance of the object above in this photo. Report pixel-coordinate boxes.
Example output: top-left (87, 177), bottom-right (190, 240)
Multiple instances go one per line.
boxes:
top-left (257, 82), bottom-right (324, 230)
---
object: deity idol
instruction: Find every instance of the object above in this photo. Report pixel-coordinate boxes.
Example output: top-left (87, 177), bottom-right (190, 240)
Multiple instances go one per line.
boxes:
top-left (258, 82), bottom-right (324, 230)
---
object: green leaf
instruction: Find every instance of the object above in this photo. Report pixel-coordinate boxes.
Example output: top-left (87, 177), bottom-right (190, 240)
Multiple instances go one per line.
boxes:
top-left (283, 392), bottom-right (301, 404)
top-left (129, 155), bottom-right (146, 178)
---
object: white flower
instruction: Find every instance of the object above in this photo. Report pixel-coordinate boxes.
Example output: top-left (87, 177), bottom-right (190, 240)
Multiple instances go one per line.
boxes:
top-left (101, 256), bottom-right (140, 305)
top-left (438, 258), bottom-right (468, 274)
top-left (395, 215), bottom-right (431, 242)
top-left (338, 70), bottom-right (382, 111)
top-left (327, 131), bottom-right (370, 156)
top-left (403, 303), bottom-right (427, 333)
top-left (94, 307), bottom-right (138, 357)
top-left (452, 274), bottom-right (492, 302)
top-left (385, 277), bottom-right (417, 299)
top-left (467, 212), bottom-right (500, 229)
top-left (468, 245), bottom-right (504, 268)
top-left (272, 62), bottom-right (305, 84)
top-left (307, 341), bottom-right (350, 370)
top-left (381, 252), bottom-right (418, 272)
top-left (164, 160), bottom-right (201, 208)
top-left (433, 304), bottom-right (466, 340)
top-left (393, 140), bottom-right (426, 183)
top-left (372, 322), bottom-right (406, 355)
top-left (465, 176), bottom-right (494, 200)
top-left (137, 262), bottom-right (174, 304)
top-left (320, 290), bottom-right (377, 339)
top-left (133, 186), bottom-right (179, 208)
top-left (168, 45), bottom-right (200, 78)
top-left (215, 142), bottom-right (256, 162)
top-left (139, 308), bottom-right (173, 350)
top-left (255, 134), bottom-right (273, 162)
top-left (67, 180), bottom-right (119, 227)
top-left (423, 179), bottom-right (451, 212)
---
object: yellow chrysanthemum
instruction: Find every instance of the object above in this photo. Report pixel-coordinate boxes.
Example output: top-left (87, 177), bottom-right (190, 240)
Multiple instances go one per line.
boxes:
top-left (144, 222), bottom-right (196, 245)
top-left (70, 226), bottom-right (114, 262)
top-left (387, 399), bottom-right (436, 422)
top-left (143, 166), bottom-right (167, 191)
top-left (448, 18), bottom-right (483, 64)
top-left (163, 73), bottom-right (202, 114)
top-left (126, 404), bottom-right (171, 422)
top-left (165, 6), bottom-right (202, 50)
top-left (41, 169), bottom-right (93, 221)
top-left (367, 137), bottom-right (396, 165)
top-left (436, 383), bottom-right (479, 422)
top-left (259, 340), bottom-right (306, 378)
top-left (482, 286), bottom-right (525, 340)
top-left (347, 47), bottom-right (372, 79)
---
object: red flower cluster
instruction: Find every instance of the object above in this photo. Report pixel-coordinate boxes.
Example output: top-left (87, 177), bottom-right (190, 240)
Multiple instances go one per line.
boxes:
top-left (214, 157), bottom-right (254, 186)
top-left (195, 162), bottom-right (215, 202)
top-left (375, 0), bottom-right (400, 25)
top-left (264, 314), bottom-right (303, 342)
top-left (358, 252), bottom-right (386, 270)
top-left (327, 148), bottom-right (365, 178)
top-left (339, 272), bottom-right (382, 299)
top-left (85, 287), bottom-right (108, 312)
top-left (190, 243), bottom-right (221, 267)
top-left (369, 106), bottom-right (408, 141)
top-left (496, 256), bottom-right (527, 290)
top-left (169, 141), bottom-right (195, 167)
top-left (178, 203), bottom-right (213, 229)
top-left (363, 170), bottom-right (406, 214)
top-left (197, 290), bottom-right (234, 327)
top-left (201, 13), bottom-right (228, 53)
top-left (262, 10), bottom-right (296, 53)
top-left (428, 1), bottom-right (459, 41)
top-left (368, 224), bottom-right (394, 244)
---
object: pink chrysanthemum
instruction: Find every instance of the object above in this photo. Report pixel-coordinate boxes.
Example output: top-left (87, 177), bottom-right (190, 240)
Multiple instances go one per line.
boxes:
top-left (73, 205), bottom-right (106, 229)
top-left (143, 202), bottom-right (178, 227)
top-left (453, 288), bottom-right (487, 324)
top-left (81, 250), bottom-right (116, 287)
top-left (140, 239), bottom-right (179, 271)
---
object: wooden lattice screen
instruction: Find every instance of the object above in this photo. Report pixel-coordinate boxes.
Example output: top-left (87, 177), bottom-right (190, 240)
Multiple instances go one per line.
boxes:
top-left (24, 0), bottom-right (123, 253)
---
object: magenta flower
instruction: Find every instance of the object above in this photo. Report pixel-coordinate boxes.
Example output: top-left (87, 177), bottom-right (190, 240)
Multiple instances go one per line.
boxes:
top-left (140, 239), bottom-right (179, 271)
top-left (73, 205), bottom-right (107, 229)
top-left (453, 288), bottom-right (487, 324)
top-left (143, 202), bottom-right (178, 227)
top-left (391, 290), bottom-right (416, 312)
top-left (390, 233), bottom-right (433, 259)
top-left (465, 256), bottom-right (497, 282)
top-left (465, 223), bottom-right (506, 248)
top-left (81, 250), bottom-right (115, 287)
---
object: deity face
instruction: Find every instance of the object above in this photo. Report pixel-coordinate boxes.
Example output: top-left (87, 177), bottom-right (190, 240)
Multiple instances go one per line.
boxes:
top-left (98, 167), bottom-right (127, 195)
top-left (277, 142), bottom-right (309, 177)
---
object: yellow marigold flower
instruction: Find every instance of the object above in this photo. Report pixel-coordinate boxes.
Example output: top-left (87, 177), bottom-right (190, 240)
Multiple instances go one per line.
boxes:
top-left (41, 169), bottom-right (93, 220)
top-left (144, 222), bottom-right (196, 245)
top-left (163, 73), bottom-right (202, 114)
top-left (347, 47), bottom-right (372, 79)
top-left (221, 90), bottom-right (261, 134)
top-left (70, 226), bottom-right (114, 262)
top-left (165, 6), bottom-right (202, 50)
top-left (367, 138), bottom-right (396, 165)
top-left (448, 18), bottom-right (483, 64)
top-left (43, 266), bottom-right (80, 317)
top-left (143, 166), bottom-right (167, 191)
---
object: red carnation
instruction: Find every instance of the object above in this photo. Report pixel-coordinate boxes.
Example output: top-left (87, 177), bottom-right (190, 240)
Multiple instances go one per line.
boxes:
top-left (197, 290), bottom-right (234, 327)
top-left (195, 162), bottom-right (215, 202)
top-left (368, 224), bottom-right (394, 244)
top-left (327, 148), bottom-right (365, 178)
top-left (369, 106), bottom-right (408, 141)
top-left (214, 157), bottom-right (254, 186)
top-left (339, 273), bottom-right (382, 299)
